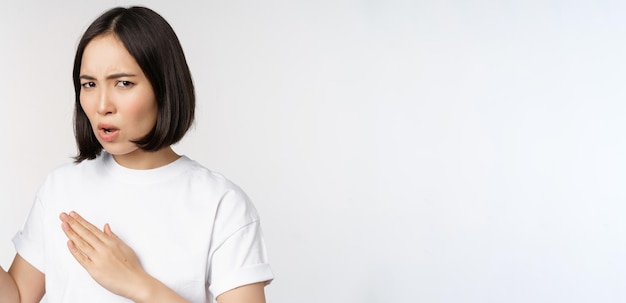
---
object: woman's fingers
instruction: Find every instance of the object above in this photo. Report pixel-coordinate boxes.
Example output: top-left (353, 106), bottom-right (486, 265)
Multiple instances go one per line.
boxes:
top-left (103, 223), bottom-right (120, 240)
top-left (67, 238), bottom-right (91, 265)
top-left (59, 211), bottom-right (105, 258)
top-left (60, 212), bottom-right (102, 240)
top-left (63, 212), bottom-right (104, 238)
top-left (59, 213), bottom-right (147, 298)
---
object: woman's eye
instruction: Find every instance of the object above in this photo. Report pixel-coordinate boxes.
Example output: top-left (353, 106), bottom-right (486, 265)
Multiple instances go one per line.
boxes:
top-left (81, 82), bottom-right (95, 88)
top-left (116, 81), bottom-right (134, 87)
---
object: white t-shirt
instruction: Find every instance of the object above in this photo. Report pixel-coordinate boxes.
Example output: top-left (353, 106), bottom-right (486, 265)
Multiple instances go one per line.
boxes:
top-left (13, 152), bottom-right (273, 302)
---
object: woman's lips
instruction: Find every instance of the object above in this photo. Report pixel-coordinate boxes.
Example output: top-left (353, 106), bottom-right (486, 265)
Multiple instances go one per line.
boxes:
top-left (97, 124), bottom-right (120, 142)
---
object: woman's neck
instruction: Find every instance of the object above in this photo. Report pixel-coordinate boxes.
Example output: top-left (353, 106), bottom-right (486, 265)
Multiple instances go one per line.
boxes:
top-left (111, 146), bottom-right (180, 170)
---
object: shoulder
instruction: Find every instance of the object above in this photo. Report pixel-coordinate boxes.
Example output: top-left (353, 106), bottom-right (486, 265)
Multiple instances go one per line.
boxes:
top-left (182, 157), bottom-right (247, 195)
top-left (42, 159), bottom-right (84, 184)
top-left (183, 158), bottom-right (261, 230)
top-left (44, 156), bottom-right (102, 182)
top-left (36, 155), bottom-right (106, 196)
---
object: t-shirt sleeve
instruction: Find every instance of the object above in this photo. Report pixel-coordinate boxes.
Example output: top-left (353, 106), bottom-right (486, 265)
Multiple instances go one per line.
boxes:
top-left (12, 194), bottom-right (46, 273)
top-left (207, 188), bottom-right (274, 298)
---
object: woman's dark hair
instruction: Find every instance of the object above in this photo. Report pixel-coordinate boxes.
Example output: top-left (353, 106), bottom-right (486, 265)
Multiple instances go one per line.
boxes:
top-left (73, 6), bottom-right (195, 162)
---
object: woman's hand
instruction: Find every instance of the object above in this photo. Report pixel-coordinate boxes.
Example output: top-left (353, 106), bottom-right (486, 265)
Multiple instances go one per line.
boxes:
top-left (59, 211), bottom-right (150, 300)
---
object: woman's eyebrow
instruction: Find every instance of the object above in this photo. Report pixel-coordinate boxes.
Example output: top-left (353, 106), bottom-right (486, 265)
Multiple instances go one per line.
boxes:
top-left (78, 73), bottom-right (137, 80)
top-left (79, 75), bottom-right (96, 80)
top-left (106, 73), bottom-right (137, 79)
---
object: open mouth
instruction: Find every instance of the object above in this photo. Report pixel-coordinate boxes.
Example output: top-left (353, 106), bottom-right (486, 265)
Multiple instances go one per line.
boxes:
top-left (97, 124), bottom-right (120, 141)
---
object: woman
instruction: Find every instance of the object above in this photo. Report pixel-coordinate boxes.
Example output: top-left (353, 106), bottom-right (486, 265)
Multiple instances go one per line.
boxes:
top-left (0, 6), bottom-right (273, 303)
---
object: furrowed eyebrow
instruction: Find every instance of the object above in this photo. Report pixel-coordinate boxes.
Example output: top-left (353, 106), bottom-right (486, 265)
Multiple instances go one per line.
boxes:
top-left (79, 75), bottom-right (96, 81)
top-left (106, 73), bottom-right (137, 79)
top-left (78, 73), bottom-right (137, 81)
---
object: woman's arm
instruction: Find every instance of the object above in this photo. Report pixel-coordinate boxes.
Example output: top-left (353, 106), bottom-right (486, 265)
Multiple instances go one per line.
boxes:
top-left (59, 211), bottom-right (190, 303)
top-left (216, 282), bottom-right (267, 303)
top-left (130, 274), bottom-right (194, 303)
top-left (60, 211), bottom-right (269, 303)
top-left (1, 254), bottom-right (45, 303)
top-left (0, 264), bottom-right (19, 303)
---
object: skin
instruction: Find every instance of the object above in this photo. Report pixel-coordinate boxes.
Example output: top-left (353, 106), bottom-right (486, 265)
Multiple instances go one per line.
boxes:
top-left (0, 256), bottom-right (43, 303)
top-left (0, 34), bottom-right (267, 302)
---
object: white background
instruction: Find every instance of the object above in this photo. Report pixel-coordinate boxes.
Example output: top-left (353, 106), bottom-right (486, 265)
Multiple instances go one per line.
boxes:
top-left (1, 0), bottom-right (626, 302)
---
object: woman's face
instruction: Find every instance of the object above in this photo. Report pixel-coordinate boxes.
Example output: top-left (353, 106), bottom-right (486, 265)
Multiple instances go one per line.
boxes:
top-left (79, 34), bottom-right (158, 160)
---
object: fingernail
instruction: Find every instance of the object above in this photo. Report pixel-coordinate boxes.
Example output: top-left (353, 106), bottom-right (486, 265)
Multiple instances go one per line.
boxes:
top-left (69, 211), bottom-right (77, 218)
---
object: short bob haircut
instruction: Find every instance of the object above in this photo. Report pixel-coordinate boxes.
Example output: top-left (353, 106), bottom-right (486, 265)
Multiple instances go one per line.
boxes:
top-left (73, 6), bottom-right (195, 162)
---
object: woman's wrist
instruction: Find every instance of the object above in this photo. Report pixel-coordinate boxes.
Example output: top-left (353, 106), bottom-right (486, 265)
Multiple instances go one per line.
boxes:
top-left (129, 271), bottom-right (158, 303)
top-left (131, 273), bottom-right (189, 303)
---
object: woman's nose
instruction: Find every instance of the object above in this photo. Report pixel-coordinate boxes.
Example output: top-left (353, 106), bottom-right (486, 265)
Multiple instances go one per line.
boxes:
top-left (96, 89), bottom-right (115, 115)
